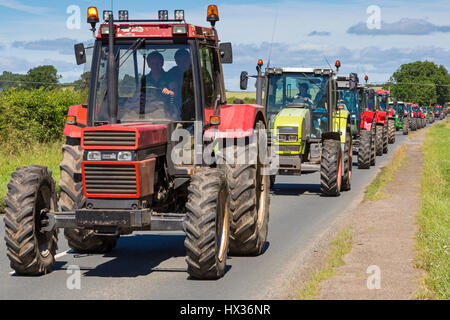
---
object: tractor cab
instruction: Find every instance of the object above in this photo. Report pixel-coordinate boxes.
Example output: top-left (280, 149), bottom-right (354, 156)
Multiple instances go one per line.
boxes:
top-left (264, 67), bottom-right (337, 141)
top-left (337, 73), bottom-right (360, 137)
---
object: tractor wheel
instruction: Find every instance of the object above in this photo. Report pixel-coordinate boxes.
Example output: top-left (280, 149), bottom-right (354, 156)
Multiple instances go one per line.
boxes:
top-left (403, 118), bottom-right (409, 135)
top-left (411, 118), bottom-right (416, 131)
top-left (388, 119), bottom-right (396, 144)
top-left (358, 130), bottom-right (371, 169)
top-left (59, 142), bottom-right (118, 253)
top-left (376, 125), bottom-right (383, 156)
top-left (4, 165), bottom-right (58, 275)
top-left (383, 125), bottom-right (388, 154)
top-left (341, 131), bottom-right (352, 191)
top-left (219, 121), bottom-right (270, 256)
top-left (370, 124), bottom-right (376, 166)
top-left (270, 175), bottom-right (276, 189)
top-left (184, 168), bottom-right (230, 279)
top-left (320, 139), bottom-right (342, 196)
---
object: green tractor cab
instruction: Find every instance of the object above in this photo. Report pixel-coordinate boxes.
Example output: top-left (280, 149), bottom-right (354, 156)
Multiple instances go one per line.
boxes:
top-left (241, 64), bottom-right (352, 196)
top-left (389, 101), bottom-right (409, 135)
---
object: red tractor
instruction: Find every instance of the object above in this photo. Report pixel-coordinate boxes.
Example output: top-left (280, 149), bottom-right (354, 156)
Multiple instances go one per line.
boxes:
top-left (356, 86), bottom-right (377, 168)
top-left (373, 90), bottom-right (390, 155)
top-left (411, 104), bottom-right (422, 129)
top-left (3, 6), bottom-right (270, 279)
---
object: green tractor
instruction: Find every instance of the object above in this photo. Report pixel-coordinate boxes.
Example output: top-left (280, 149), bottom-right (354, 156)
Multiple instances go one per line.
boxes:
top-left (240, 61), bottom-right (352, 196)
top-left (389, 101), bottom-right (409, 135)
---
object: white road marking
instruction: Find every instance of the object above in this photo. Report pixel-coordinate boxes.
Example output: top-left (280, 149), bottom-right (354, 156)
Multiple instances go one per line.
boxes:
top-left (55, 250), bottom-right (69, 259)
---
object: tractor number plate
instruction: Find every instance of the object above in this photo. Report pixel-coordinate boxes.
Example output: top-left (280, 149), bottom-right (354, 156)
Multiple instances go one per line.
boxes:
top-left (75, 210), bottom-right (132, 228)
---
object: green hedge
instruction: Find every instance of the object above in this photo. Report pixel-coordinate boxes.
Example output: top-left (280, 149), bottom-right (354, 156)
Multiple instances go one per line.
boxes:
top-left (0, 88), bottom-right (80, 152)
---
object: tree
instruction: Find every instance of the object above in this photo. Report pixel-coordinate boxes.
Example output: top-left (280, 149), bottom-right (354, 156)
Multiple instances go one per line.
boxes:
top-left (24, 65), bottom-right (61, 90)
top-left (385, 61), bottom-right (450, 105)
top-left (0, 71), bottom-right (26, 90)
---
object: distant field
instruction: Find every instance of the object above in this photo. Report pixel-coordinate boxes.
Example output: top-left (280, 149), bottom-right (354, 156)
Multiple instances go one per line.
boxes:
top-left (226, 91), bottom-right (256, 100)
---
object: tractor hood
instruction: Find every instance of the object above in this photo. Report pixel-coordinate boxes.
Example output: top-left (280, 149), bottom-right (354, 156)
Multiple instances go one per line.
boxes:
top-left (275, 108), bottom-right (310, 127)
top-left (81, 123), bottom-right (168, 150)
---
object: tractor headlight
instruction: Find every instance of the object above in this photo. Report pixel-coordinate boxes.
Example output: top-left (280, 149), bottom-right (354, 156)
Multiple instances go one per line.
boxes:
top-left (87, 151), bottom-right (101, 161)
top-left (288, 135), bottom-right (298, 142)
top-left (278, 135), bottom-right (287, 142)
top-left (118, 151), bottom-right (132, 161)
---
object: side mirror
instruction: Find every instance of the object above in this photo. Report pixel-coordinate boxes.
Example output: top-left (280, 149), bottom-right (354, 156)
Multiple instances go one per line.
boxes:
top-left (240, 71), bottom-right (248, 90)
top-left (74, 43), bottom-right (86, 65)
top-left (219, 42), bottom-right (233, 64)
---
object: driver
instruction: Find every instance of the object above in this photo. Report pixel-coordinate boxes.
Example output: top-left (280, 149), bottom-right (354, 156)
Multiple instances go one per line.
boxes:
top-left (293, 82), bottom-right (313, 104)
top-left (121, 51), bottom-right (178, 120)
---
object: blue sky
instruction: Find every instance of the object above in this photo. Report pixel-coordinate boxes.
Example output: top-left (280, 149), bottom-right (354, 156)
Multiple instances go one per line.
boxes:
top-left (1, 0), bottom-right (450, 90)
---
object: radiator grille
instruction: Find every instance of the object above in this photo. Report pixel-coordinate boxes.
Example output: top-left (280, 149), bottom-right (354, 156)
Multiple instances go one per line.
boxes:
top-left (278, 145), bottom-right (300, 153)
top-left (84, 164), bottom-right (137, 195)
top-left (83, 131), bottom-right (136, 147)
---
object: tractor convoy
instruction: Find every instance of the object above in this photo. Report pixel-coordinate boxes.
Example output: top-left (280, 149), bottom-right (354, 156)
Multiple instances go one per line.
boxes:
top-left (2, 5), bottom-right (443, 279)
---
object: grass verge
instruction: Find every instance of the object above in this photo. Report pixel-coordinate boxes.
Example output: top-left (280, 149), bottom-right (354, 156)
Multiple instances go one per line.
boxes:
top-left (365, 145), bottom-right (409, 201)
top-left (0, 140), bottom-right (62, 213)
top-left (297, 227), bottom-right (353, 300)
top-left (415, 119), bottom-right (450, 300)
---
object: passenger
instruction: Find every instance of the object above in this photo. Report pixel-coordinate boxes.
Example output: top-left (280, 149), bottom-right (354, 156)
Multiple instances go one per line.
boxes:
top-left (167, 48), bottom-right (195, 121)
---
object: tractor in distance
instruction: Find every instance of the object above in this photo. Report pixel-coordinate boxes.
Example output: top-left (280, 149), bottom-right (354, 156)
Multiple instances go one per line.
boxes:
top-left (3, 5), bottom-right (271, 280)
top-left (388, 100), bottom-right (409, 135)
top-left (411, 104), bottom-right (423, 129)
top-left (406, 102), bottom-right (417, 131)
top-left (240, 60), bottom-right (353, 196)
top-left (370, 89), bottom-right (390, 155)
top-left (337, 74), bottom-right (375, 169)
top-left (375, 89), bottom-right (395, 147)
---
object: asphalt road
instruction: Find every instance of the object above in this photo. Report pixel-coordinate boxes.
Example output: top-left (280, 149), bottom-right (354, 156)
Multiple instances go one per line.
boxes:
top-left (0, 129), bottom-right (416, 300)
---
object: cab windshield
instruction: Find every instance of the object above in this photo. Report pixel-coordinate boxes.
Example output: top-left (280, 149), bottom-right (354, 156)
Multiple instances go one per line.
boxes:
top-left (377, 96), bottom-right (387, 110)
top-left (396, 103), bottom-right (405, 114)
top-left (266, 72), bottom-right (330, 139)
top-left (339, 89), bottom-right (358, 114)
top-left (94, 43), bottom-right (195, 123)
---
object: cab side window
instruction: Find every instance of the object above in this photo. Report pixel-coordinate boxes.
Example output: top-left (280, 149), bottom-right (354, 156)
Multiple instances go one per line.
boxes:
top-left (198, 45), bottom-right (218, 108)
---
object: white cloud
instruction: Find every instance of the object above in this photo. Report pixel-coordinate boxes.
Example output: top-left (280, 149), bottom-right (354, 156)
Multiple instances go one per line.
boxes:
top-left (0, 0), bottom-right (49, 15)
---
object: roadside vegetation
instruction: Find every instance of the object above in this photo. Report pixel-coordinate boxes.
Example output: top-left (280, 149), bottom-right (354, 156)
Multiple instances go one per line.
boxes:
top-left (415, 119), bottom-right (450, 300)
top-left (297, 227), bottom-right (353, 300)
top-left (226, 91), bottom-right (257, 104)
top-left (365, 145), bottom-right (409, 201)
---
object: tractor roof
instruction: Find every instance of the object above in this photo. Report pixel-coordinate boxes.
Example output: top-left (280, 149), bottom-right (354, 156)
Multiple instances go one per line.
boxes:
top-left (266, 67), bottom-right (334, 74)
top-left (96, 23), bottom-right (216, 40)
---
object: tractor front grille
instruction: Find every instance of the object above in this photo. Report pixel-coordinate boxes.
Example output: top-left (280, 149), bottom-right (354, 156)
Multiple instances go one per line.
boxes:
top-left (277, 126), bottom-right (298, 134)
top-left (84, 164), bottom-right (137, 195)
top-left (83, 131), bottom-right (136, 147)
top-left (277, 145), bottom-right (300, 153)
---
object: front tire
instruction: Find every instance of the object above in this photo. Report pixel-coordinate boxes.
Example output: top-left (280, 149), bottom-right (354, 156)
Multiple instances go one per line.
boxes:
top-left (4, 166), bottom-right (58, 275)
top-left (376, 125), bottom-right (383, 156)
top-left (341, 131), bottom-right (352, 191)
top-left (358, 130), bottom-right (371, 169)
top-left (220, 121), bottom-right (270, 256)
top-left (388, 119), bottom-right (396, 144)
top-left (320, 139), bottom-right (342, 196)
top-left (184, 168), bottom-right (230, 279)
top-left (403, 118), bottom-right (409, 135)
top-left (383, 125), bottom-right (388, 154)
top-left (59, 143), bottom-right (118, 254)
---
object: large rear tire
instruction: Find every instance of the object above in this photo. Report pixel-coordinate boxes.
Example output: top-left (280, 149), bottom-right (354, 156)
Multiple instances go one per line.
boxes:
top-left (184, 168), bottom-right (230, 279)
top-left (388, 119), bottom-right (396, 144)
top-left (320, 139), bottom-right (342, 196)
top-left (59, 142), bottom-right (118, 254)
top-left (220, 121), bottom-right (270, 256)
top-left (358, 130), bottom-right (371, 169)
top-left (4, 165), bottom-right (58, 275)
